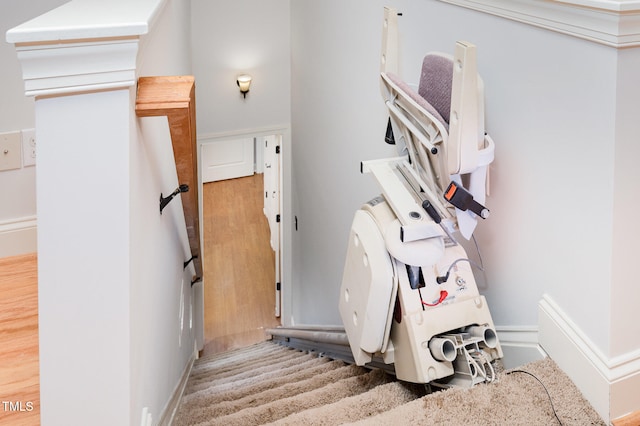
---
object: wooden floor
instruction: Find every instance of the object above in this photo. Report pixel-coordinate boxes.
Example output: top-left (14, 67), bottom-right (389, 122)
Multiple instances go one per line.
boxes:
top-left (613, 410), bottom-right (640, 426)
top-left (0, 253), bottom-right (39, 426)
top-left (202, 173), bottom-right (281, 356)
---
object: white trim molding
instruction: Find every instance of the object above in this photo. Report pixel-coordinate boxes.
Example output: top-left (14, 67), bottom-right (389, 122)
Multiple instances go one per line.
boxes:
top-left (0, 216), bottom-right (37, 258)
top-left (539, 294), bottom-right (640, 422)
top-left (438, 0), bottom-right (640, 48)
top-left (495, 325), bottom-right (547, 369)
top-left (197, 124), bottom-right (291, 143)
top-left (5, 0), bottom-right (170, 97)
top-left (158, 348), bottom-right (196, 426)
top-left (11, 40), bottom-right (140, 98)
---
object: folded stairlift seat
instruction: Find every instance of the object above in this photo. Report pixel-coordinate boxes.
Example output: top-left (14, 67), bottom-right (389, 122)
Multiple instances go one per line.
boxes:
top-left (381, 43), bottom-right (495, 239)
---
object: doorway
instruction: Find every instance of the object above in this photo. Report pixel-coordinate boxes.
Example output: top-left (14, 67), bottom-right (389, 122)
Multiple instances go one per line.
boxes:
top-left (199, 133), bottom-right (283, 356)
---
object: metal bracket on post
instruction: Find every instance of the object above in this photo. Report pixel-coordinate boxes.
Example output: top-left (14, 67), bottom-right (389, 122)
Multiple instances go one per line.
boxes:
top-left (183, 254), bottom-right (198, 270)
top-left (160, 184), bottom-right (189, 214)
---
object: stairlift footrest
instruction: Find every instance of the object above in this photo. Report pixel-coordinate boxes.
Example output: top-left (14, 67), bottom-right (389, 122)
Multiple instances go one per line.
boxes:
top-left (391, 295), bottom-right (503, 384)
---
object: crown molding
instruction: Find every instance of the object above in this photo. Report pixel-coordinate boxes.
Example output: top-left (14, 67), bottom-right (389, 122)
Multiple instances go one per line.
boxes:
top-left (11, 39), bottom-right (140, 97)
top-left (439, 0), bottom-right (640, 48)
top-left (6, 0), bottom-right (168, 97)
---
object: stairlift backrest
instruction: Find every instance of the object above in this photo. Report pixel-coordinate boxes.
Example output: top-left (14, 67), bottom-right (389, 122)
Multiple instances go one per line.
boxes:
top-left (386, 72), bottom-right (448, 131)
top-left (418, 53), bottom-right (454, 127)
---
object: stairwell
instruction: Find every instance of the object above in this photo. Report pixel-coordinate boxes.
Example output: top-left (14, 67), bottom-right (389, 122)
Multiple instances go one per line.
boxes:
top-left (171, 340), bottom-right (605, 426)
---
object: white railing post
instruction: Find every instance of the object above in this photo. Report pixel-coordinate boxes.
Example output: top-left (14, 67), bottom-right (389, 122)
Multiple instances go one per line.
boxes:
top-left (6, 1), bottom-right (196, 425)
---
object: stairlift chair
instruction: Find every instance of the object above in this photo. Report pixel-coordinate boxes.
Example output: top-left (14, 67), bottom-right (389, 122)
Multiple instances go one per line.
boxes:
top-left (339, 8), bottom-right (502, 388)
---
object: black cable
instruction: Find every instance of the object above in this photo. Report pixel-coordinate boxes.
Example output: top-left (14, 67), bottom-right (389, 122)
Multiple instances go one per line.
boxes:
top-left (417, 287), bottom-right (425, 311)
top-left (470, 233), bottom-right (490, 289)
top-left (506, 369), bottom-right (563, 426)
top-left (471, 234), bottom-right (485, 271)
top-left (436, 257), bottom-right (484, 284)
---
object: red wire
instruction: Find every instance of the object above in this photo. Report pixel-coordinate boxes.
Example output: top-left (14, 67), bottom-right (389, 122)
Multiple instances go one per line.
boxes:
top-left (422, 290), bottom-right (448, 307)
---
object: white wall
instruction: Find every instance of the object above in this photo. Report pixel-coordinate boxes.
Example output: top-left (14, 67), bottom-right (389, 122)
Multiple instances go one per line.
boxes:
top-left (190, 0), bottom-right (291, 135)
top-left (132, 1), bottom-right (196, 424)
top-left (0, 0), bottom-right (68, 257)
top-left (290, 0), bottom-right (398, 325)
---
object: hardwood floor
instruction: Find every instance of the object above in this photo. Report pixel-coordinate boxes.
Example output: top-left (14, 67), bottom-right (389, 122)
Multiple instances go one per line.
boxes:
top-left (0, 253), bottom-right (39, 426)
top-left (613, 410), bottom-right (640, 426)
top-left (202, 173), bottom-right (281, 356)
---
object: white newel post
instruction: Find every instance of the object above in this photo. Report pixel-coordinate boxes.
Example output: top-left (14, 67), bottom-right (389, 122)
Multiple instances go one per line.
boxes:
top-left (6, 2), bottom-right (165, 424)
top-left (36, 86), bottom-right (133, 426)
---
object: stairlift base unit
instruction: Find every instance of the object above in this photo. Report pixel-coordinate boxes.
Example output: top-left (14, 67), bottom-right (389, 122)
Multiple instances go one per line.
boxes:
top-left (340, 196), bottom-right (502, 387)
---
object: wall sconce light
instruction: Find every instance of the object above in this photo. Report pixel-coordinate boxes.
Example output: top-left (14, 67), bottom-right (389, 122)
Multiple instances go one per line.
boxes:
top-left (236, 74), bottom-right (252, 98)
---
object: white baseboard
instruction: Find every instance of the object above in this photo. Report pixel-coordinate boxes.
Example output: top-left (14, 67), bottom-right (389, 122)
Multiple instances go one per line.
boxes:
top-left (539, 294), bottom-right (640, 422)
top-left (495, 326), bottom-right (546, 369)
top-left (158, 349), bottom-right (196, 426)
top-left (197, 124), bottom-right (290, 142)
top-left (0, 216), bottom-right (37, 258)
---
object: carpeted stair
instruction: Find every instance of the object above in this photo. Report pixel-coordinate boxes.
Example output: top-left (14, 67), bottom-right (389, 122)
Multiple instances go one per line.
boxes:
top-left (172, 341), bottom-right (605, 425)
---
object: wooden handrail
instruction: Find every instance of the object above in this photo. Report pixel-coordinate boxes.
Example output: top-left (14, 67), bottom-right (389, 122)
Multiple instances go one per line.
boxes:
top-left (135, 76), bottom-right (202, 283)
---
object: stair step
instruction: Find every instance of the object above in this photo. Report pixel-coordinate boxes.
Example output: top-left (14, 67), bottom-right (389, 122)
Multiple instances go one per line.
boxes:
top-left (172, 340), bottom-right (606, 425)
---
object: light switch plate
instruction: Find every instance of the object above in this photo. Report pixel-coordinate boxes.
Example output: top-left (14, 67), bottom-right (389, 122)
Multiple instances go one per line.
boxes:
top-left (0, 131), bottom-right (22, 171)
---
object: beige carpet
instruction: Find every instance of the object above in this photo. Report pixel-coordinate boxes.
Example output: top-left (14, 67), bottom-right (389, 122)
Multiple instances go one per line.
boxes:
top-left (173, 341), bottom-right (605, 426)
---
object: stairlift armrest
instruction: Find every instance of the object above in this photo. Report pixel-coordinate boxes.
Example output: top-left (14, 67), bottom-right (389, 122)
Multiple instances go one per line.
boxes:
top-left (360, 156), bottom-right (406, 174)
top-left (448, 41), bottom-right (486, 176)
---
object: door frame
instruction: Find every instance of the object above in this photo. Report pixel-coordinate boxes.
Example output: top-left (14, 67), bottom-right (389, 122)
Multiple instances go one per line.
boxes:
top-left (196, 125), bottom-right (292, 329)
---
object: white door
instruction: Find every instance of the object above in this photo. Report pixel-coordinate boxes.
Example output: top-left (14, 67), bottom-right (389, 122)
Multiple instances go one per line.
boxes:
top-left (262, 135), bottom-right (281, 317)
top-left (201, 137), bottom-right (254, 183)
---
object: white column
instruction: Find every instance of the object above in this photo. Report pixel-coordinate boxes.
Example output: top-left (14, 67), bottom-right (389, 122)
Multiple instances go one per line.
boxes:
top-left (36, 86), bottom-right (133, 426)
top-left (6, 1), bottom-right (162, 424)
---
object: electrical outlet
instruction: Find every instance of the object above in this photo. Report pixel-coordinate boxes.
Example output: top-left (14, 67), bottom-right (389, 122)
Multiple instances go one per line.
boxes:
top-left (0, 131), bottom-right (22, 171)
top-left (22, 128), bottom-right (36, 167)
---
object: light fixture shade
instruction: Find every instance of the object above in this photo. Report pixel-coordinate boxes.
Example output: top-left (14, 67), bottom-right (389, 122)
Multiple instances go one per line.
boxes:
top-left (237, 74), bottom-right (252, 94)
